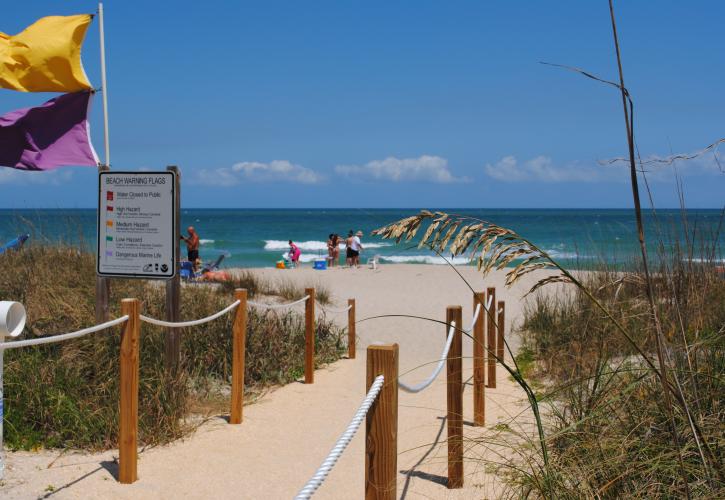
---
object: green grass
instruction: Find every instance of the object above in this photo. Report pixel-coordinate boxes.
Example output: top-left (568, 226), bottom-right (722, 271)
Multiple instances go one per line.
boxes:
top-left (1, 245), bottom-right (346, 450)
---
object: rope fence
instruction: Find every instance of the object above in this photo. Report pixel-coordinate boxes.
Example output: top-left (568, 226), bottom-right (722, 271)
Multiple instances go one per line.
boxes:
top-left (1, 285), bottom-right (507, 497)
top-left (0, 316), bottom-right (129, 350)
top-left (139, 300), bottom-right (240, 328)
top-left (294, 375), bottom-right (385, 500)
top-left (398, 320), bottom-right (456, 394)
top-left (247, 295), bottom-right (310, 310)
top-left (0, 287), bottom-right (359, 487)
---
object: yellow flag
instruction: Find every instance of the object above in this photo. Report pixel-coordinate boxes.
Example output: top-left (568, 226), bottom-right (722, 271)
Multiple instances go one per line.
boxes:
top-left (0, 14), bottom-right (92, 92)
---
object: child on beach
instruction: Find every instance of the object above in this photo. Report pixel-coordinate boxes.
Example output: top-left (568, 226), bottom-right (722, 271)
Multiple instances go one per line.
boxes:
top-left (288, 240), bottom-right (301, 268)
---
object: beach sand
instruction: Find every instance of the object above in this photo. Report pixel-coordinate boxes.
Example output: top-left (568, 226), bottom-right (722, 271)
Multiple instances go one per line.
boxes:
top-left (3, 264), bottom-right (551, 499)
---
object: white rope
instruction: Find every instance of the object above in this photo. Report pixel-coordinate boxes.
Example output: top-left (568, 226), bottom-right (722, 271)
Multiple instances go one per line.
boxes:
top-left (294, 375), bottom-right (385, 500)
top-left (139, 300), bottom-right (240, 328)
top-left (398, 321), bottom-right (457, 393)
top-left (468, 303), bottom-right (482, 332)
top-left (318, 303), bottom-right (352, 314)
top-left (247, 295), bottom-right (310, 310)
top-left (481, 295), bottom-right (493, 312)
top-left (0, 316), bottom-right (129, 350)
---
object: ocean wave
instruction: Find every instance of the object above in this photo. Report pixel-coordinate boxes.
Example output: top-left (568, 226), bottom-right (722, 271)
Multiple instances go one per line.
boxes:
top-left (380, 255), bottom-right (472, 265)
top-left (264, 240), bottom-right (391, 251)
top-left (199, 239), bottom-right (215, 245)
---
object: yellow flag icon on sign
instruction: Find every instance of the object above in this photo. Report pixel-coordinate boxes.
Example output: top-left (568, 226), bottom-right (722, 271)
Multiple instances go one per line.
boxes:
top-left (0, 14), bottom-right (93, 92)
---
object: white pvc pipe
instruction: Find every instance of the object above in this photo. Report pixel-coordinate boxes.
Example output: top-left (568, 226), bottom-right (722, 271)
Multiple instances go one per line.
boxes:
top-left (294, 375), bottom-right (385, 499)
top-left (139, 300), bottom-right (239, 328)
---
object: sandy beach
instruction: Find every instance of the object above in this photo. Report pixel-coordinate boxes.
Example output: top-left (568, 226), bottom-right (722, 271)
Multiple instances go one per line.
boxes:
top-left (3, 263), bottom-right (550, 499)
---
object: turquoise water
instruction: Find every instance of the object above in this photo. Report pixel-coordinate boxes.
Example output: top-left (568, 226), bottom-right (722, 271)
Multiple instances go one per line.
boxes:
top-left (0, 209), bottom-right (722, 268)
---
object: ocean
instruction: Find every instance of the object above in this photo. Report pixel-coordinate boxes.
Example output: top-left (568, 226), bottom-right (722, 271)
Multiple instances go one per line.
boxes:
top-left (0, 209), bottom-right (722, 268)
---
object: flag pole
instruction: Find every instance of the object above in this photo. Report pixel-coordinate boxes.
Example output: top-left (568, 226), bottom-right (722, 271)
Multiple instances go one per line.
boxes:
top-left (96, 2), bottom-right (111, 322)
top-left (98, 1), bottom-right (110, 167)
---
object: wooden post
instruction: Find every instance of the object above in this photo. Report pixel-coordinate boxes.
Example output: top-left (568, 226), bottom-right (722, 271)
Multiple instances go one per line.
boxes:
top-left (446, 306), bottom-right (463, 488)
top-left (165, 165), bottom-right (181, 371)
top-left (304, 288), bottom-right (315, 384)
top-left (497, 300), bottom-right (505, 362)
top-left (486, 287), bottom-right (497, 389)
top-left (230, 289), bottom-right (247, 424)
top-left (365, 344), bottom-right (398, 500)
top-left (95, 277), bottom-right (110, 323)
top-left (348, 298), bottom-right (356, 359)
top-left (119, 298), bottom-right (140, 484)
top-left (473, 292), bottom-right (486, 426)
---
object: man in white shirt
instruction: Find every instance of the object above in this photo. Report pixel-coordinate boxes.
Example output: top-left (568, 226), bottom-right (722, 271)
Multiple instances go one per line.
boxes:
top-left (350, 230), bottom-right (364, 267)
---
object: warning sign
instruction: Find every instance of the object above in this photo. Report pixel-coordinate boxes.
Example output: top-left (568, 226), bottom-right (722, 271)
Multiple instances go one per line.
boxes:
top-left (97, 171), bottom-right (176, 279)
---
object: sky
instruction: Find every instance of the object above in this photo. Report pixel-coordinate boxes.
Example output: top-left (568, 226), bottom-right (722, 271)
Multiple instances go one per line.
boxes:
top-left (0, 1), bottom-right (723, 209)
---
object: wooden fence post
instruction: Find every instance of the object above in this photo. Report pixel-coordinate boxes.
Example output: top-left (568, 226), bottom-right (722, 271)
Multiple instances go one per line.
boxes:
top-left (486, 287), bottom-right (497, 389)
top-left (119, 298), bottom-right (140, 484)
top-left (446, 306), bottom-right (464, 488)
top-left (230, 289), bottom-right (247, 424)
top-left (497, 300), bottom-right (505, 362)
top-left (348, 298), bottom-right (356, 359)
top-left (305, 288), bottom-right (315, 384)
top-left (473, 292), bottom-right (486, 426)
top-left (365, 344), bottom-right (398, 500)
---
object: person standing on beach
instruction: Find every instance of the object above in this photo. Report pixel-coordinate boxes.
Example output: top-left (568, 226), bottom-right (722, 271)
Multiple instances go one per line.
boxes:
top-left (345, 230), bottom-right (354, 267)
top-left (332, 233), bottom-right (341, 266)
top-left (181, 226), bottom-right (200, 270)
top-left (327, 234), bottom-right (335, 266)
top-left (351, 230), bottom-right (364, 267)
top-left (288, 240), bottom-right (301, 268)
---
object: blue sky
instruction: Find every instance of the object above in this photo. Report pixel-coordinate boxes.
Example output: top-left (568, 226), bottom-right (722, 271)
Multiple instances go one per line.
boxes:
top-left (0, 1), bottom-right (723, 208)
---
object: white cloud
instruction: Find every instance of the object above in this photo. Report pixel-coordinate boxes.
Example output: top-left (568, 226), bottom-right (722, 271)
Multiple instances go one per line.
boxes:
top-left (484, 155), bottom-right (615, 183)
top-left (0, 168), bottom-right (74, 185)
top-left (335, 155), bottom-right (469, 183)
top-left (195, 160), bottom-right (324, 186)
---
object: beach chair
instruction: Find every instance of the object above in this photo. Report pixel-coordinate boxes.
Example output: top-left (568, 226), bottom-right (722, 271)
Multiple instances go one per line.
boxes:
top-left (201, 254), bottom-right (225, 273)
top-left (180, 260), bottom-right (195, 281)
top-left (367, 254), bottom-right (381, 270)
top-left (0, 234), bottom-right (29, 255)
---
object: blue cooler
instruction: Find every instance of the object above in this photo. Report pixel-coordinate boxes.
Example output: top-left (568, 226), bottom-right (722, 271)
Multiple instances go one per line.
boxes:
top-left (313, 259), bottom-right (327, 270)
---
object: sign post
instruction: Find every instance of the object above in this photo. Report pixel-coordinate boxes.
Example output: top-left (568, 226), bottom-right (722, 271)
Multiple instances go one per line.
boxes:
top-left (164, 166), bottom-right (181, 370)
top-left (97, 171), bottom-right (177, 279)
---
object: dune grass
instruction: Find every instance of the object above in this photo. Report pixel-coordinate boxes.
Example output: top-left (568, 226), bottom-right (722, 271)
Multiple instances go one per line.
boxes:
top-left (0, 245), bottom-right (346, 451)
top-left (510, 250), bottom-right (725, 497)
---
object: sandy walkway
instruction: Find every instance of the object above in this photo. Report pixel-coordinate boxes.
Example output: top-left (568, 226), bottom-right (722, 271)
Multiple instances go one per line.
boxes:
top-left (3, 264), bottom-right (547, 499)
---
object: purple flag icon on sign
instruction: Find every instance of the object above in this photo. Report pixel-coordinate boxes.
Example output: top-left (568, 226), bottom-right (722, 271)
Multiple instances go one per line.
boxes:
top-left (105, 251), bottom-right (113, 257)
top-left (0, 91), bottom-right (99, 170)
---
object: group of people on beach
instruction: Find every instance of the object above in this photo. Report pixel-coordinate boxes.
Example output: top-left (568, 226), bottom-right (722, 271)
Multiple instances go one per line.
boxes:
top-left (327, 230), bottom-right (364, 267)
top-left (287, 230), bottom-right (364, 268)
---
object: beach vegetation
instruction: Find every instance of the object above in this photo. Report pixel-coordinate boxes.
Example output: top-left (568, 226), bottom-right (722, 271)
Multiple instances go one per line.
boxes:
top-left (0, 245), bottom-right (346, 450)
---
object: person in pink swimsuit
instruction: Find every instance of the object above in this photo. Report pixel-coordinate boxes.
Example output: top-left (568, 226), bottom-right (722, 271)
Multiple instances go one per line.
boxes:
top-left (288, 240), bottom-right (301, 268)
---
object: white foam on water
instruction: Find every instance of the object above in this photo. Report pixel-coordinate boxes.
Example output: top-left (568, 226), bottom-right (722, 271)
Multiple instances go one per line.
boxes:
top-left (199, 239), bottom-right (215, 245)
top-left (264, 240), bottom-right (391, 251)
top-left (379, 255), bottom-right (472, 265)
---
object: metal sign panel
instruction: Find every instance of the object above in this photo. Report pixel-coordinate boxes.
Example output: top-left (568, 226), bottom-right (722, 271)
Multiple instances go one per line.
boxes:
top-left (97, 171), bottom-right (176, 279)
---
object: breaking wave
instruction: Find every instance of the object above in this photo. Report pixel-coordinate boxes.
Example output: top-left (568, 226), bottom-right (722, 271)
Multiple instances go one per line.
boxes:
top-left (264, 240), bottom-right (391, 251)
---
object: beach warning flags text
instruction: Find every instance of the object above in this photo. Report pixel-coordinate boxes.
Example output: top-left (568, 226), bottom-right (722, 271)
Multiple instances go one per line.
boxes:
top-left (0, 14), bottom-right (93, 92)
top-left (0, 91), bottom-right (99, 170)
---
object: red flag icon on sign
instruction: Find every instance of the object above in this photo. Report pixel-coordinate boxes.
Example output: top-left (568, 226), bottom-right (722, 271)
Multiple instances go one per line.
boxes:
top-left (106, 191), bottom-right (113, 201)
top-left (106, 205), bottom-right (113, 212)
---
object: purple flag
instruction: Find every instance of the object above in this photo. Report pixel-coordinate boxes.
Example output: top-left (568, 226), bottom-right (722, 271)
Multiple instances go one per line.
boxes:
top-left (0, 91), bottom-right (99, 170)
